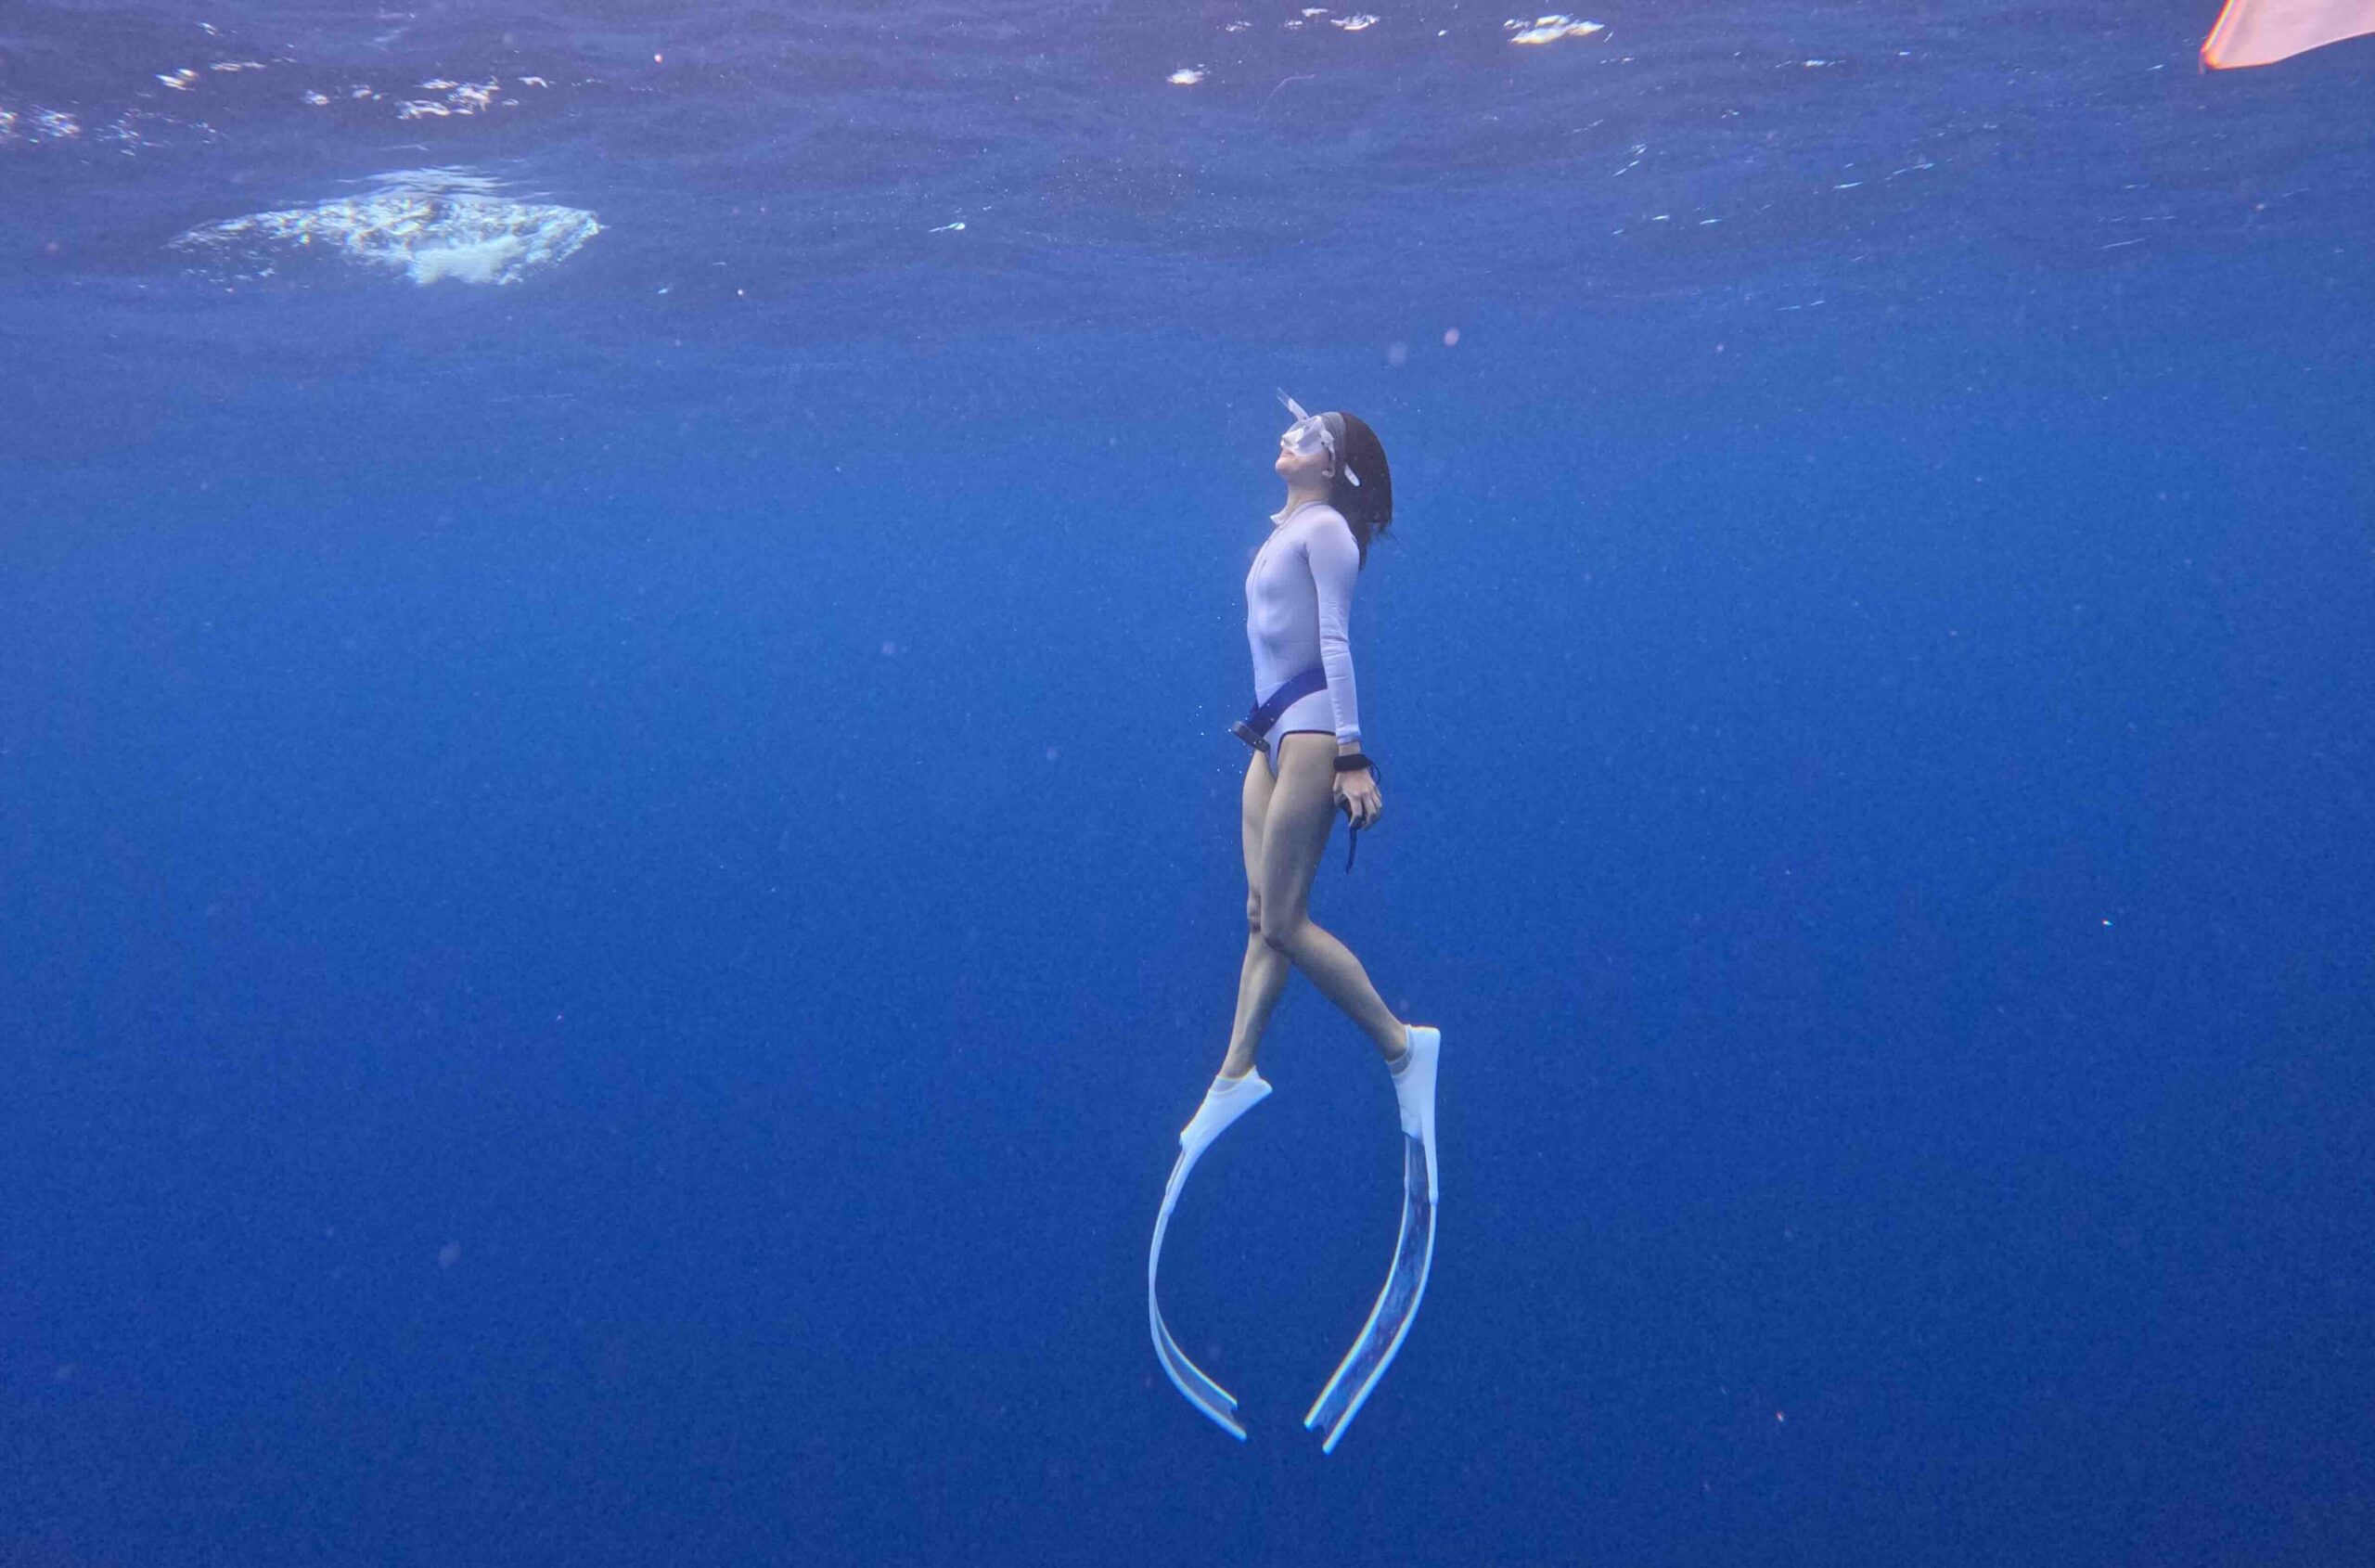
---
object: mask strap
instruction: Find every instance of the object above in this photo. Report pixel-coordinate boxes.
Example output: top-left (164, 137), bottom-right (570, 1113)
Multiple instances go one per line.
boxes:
top-left (1324, 413), bottom-right (1360, 488)
top-left (1279, 392), bottom-right (1361, 488)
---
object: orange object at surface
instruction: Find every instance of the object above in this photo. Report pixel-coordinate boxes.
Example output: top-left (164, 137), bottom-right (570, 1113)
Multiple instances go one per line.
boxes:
top-left (2202, 0), bottom-right (2375, 67)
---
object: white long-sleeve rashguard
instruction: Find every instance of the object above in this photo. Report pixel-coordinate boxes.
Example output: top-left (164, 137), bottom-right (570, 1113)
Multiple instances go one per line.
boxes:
top-left (1245, 499), bottom-right (1361, 766)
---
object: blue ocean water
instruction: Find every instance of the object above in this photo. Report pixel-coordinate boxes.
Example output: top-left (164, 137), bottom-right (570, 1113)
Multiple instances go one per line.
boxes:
top-left (6, 2), bottom-right (2373, 1562)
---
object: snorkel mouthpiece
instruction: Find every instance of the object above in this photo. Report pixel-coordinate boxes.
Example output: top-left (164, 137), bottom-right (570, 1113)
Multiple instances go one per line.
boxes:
top-left (1276, 390), bottom-right (1360, 488)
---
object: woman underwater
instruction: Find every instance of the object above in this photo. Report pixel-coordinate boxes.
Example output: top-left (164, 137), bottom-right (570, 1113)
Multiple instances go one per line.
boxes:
top-left (1148, 394), bottom-right (1442, 1452)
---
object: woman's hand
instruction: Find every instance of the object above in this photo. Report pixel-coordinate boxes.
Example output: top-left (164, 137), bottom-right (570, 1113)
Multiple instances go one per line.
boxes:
top-left (1335, 765), bottom-right (1382, 830)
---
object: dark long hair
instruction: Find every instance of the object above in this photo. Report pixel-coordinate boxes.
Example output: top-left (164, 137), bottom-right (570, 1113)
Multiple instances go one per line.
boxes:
top-left (1327, 412), bottom-right (1393, 567)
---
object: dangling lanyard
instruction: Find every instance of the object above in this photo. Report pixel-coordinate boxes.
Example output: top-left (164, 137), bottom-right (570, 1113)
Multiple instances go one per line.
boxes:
top-left (1336, 756), bottom-right (1380, 872)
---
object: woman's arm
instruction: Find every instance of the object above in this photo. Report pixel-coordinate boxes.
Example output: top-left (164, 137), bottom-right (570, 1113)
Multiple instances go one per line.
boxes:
top-left (1305, 515), bottom-right (1363, 750)
top-left (1305, 515), bottom-right (1380, 828)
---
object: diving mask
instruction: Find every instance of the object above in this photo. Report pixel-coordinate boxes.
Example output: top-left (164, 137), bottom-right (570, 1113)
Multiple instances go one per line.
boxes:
top-left (1277, 392), bottom-right (1360, 487)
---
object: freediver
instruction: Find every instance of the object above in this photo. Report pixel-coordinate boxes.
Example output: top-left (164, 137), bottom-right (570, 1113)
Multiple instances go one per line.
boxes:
top-left (1148, 393), bottom-right (1442, 1452)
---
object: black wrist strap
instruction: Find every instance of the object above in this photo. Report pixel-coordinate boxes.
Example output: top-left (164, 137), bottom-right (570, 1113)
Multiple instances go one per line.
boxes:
top-left (1335, 755), bottom-right (1380, 872)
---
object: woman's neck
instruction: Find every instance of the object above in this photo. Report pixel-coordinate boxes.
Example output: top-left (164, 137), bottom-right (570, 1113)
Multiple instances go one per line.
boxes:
top-left (1277, 480), bottom-right (1331, 519)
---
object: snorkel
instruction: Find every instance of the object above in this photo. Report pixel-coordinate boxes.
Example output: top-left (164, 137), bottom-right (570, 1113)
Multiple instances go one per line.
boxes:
top-left (1277, 391), bottom-right (1360, 488)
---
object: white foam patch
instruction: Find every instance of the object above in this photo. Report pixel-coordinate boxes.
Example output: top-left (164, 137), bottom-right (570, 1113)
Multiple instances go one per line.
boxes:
top-left (396, 78), bottom-right (502, 120)
top-left (172, 168), bottom-right (601, 287)
top-left (1508, 15), bottom-right (1605, 45)
top-left (0, 104), bottom-right (83, 145)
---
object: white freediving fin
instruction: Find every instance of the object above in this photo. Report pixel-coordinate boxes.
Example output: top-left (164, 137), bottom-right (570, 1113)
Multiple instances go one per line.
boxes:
top-left (1305, 1026), bottom-right (1439, 1453)
top-left (1149, 1068), bottom-right (1272, 1439)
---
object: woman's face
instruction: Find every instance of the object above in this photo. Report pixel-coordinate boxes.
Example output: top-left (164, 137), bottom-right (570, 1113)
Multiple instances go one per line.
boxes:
top-left (1274, 415), bottom-right (1335, 485)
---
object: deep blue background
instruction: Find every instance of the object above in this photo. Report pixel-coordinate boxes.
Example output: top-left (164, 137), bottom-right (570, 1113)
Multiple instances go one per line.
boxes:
top-left (6, 3), bottom-right (2373, 1564)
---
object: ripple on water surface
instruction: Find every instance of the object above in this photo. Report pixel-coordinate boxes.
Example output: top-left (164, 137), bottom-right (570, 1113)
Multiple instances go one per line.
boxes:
top-left (171, 167), bottom-right (602, 288)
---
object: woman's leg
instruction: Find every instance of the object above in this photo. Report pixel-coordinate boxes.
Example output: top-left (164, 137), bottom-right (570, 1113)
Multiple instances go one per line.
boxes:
top-left (1220, 751), bottom-right (1293, 1079)
top-left (1256, 733), bottom-right (1406, 1061)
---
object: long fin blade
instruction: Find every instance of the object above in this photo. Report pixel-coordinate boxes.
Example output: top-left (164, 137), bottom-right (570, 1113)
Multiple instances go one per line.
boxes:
top-left (1149, 1073), bottom-right (1272, 1440)
top-left (1149, 1150), bottom-right (1249, 1439)
top-left (1303, 1130), bottom-right (1435, 1451)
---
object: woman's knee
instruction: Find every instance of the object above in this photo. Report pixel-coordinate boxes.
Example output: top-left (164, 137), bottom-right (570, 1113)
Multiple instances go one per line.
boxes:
top-left (1258, 912), bottom-right (1305, 955)
top-left (1245, 891), bottom-right (1265, 934)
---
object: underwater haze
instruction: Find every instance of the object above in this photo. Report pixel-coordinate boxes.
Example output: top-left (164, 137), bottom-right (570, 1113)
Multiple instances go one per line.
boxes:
top-left (5, 2), bottom-right (2373, 1563)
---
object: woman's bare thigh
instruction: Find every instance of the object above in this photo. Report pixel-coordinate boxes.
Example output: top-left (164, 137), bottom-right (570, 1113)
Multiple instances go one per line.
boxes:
top-left (1257, 734), bottom-right (1341, 932)
top-left (1240, 750), bottom-right (1277, 929)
